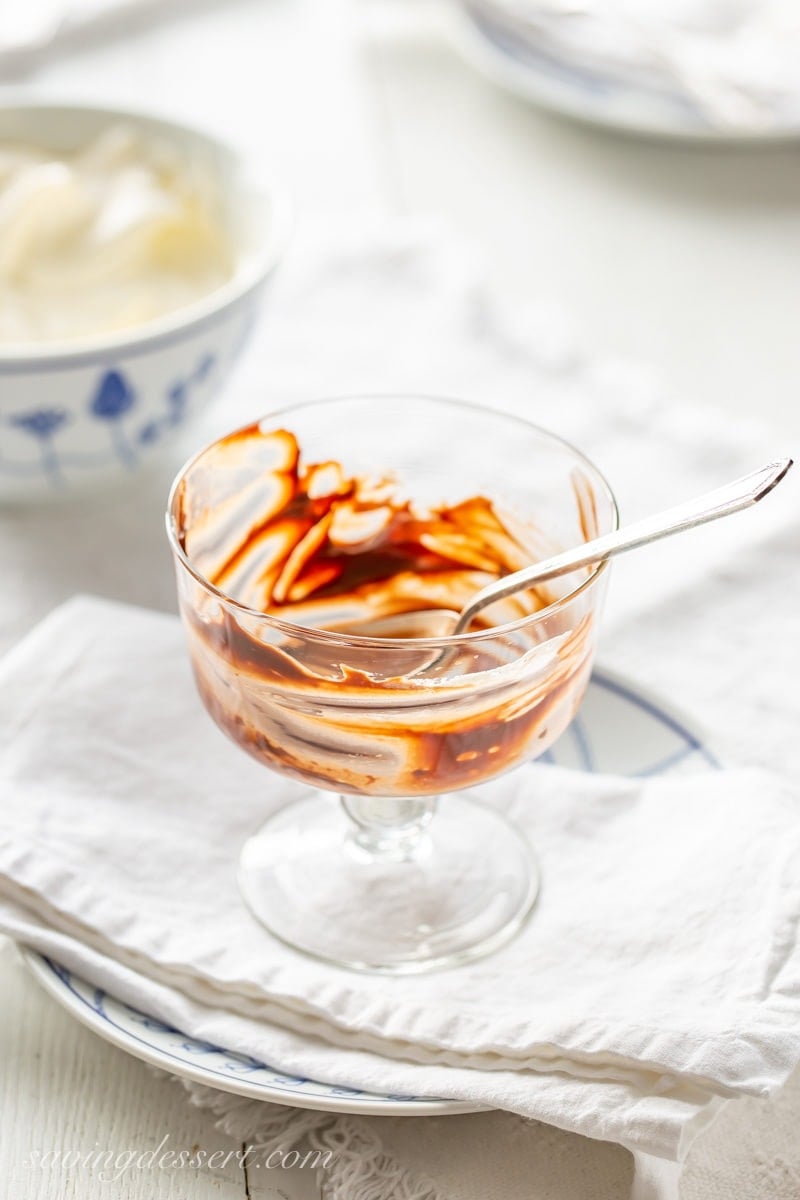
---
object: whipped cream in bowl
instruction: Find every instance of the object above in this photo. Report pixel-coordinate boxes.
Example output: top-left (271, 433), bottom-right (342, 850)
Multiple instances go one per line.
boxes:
top-left (0, 124), bottom-right (236, 346)
top-left (0, 103), bottom-right (290, 501)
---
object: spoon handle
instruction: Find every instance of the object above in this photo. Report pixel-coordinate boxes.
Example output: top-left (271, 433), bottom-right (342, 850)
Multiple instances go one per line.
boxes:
top-left (455, 457), bottom-right (793, 635)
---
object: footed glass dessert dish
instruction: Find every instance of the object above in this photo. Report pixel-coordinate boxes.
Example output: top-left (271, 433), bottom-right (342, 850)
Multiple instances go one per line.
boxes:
top-left (167, 395), bottom-right (617, 972)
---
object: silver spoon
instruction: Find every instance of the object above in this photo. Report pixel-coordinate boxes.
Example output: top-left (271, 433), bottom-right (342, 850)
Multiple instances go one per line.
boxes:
top-left (403, 457), bottom-right (791, 652)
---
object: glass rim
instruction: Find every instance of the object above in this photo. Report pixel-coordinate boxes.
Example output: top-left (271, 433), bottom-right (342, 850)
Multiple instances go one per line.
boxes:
top-left (165, 393), bottom-right (620, 649)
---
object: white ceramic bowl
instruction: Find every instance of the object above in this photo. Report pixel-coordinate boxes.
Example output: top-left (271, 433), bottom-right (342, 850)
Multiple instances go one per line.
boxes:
top-left (0, 103), bottom-right (290, 502)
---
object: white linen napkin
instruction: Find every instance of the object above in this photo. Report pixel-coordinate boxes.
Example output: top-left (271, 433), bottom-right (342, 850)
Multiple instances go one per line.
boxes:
top-left (0, 0), bottom-right (209, 76)
top-left (0, 594), bottom-right (799, 1166)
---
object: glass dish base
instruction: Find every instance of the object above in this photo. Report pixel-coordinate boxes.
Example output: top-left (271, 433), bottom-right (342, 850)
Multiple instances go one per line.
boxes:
top-left (238, 790), bottom-right (539, 974)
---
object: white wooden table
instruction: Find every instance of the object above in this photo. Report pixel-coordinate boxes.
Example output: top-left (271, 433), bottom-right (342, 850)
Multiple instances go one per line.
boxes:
top-left (2, 2), bottom-right (799, 1195)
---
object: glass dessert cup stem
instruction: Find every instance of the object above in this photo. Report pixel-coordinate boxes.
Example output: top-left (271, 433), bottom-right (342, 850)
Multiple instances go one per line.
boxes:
top-left (238, 789), bottom-right (540, 974)
top-left (340, 794), bottom-right (436, 860)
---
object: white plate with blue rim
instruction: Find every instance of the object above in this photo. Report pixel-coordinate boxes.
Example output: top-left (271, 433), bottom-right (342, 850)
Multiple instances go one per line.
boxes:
top-left (22, 666), bottom-right (722, 1116)
top-left (451, 1), bottom-right (800, 143)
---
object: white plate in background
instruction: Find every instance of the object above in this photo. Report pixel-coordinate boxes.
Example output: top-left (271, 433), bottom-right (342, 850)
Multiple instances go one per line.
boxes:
top-left (451, 3), bottom-right (800, 143)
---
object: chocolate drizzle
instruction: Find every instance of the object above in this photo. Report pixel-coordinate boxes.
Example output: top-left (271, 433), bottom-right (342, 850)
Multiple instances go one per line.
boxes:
top-left (178, 425), bottom-right (554, 630)
top-left (173, 424), bottom-right (602, 796)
